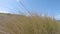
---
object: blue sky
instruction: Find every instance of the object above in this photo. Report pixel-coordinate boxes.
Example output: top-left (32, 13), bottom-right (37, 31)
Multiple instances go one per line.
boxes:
top-left (0, 0), bottom-right (60, 20)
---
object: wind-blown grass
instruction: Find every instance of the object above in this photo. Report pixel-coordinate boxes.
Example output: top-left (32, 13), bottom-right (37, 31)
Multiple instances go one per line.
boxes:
top-left (0, 13), bottom-right (59, 34)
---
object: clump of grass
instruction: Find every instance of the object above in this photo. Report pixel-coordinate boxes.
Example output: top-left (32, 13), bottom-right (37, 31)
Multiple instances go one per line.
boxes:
top-left (0, 14), bottom-right (59, 34)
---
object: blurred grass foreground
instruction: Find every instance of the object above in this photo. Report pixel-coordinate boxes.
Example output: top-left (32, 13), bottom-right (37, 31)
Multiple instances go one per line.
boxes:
top-left (0, 13), bottom-right (59, 34)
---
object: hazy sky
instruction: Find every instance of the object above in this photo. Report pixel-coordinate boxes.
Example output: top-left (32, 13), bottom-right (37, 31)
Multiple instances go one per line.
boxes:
top-left (0, 0), bottom-right (60, 20)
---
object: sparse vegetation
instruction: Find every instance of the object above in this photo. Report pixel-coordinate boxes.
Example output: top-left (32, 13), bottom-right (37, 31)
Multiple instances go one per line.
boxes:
top-left (0, 13), bottom-right (59, 34)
